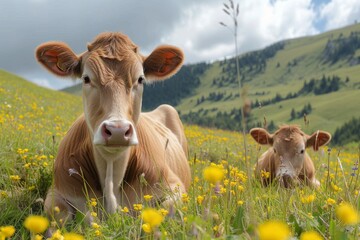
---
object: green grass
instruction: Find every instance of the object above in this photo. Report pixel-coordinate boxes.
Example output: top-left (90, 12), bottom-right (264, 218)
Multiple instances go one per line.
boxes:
top-left (1, 69), bottom-right (360, 239)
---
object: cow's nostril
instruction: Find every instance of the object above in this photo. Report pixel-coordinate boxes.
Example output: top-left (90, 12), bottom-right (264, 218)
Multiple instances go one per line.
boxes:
top-left (125, 125), bottom-right (133, 138)
top-left (105, 128), bottom-right (112, 136)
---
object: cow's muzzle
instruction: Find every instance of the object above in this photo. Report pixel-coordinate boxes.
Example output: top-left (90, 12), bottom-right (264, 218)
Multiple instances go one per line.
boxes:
top-left (94, 120), bottom-right (138, 147)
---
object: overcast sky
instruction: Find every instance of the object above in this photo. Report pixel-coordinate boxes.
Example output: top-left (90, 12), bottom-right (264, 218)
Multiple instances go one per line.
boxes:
top-left (0, 0), bottom-right (359, 89)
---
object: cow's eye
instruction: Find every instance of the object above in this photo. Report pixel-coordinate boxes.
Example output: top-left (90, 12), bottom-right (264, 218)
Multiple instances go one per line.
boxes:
top-left (273, 148), bottom-right (277, 154)
top-left (83, 76), bottom-right (91, 84)
top-left (138, 76), bottom-right (145, 84)
top-left (300, 149), bottom-right (305, 154)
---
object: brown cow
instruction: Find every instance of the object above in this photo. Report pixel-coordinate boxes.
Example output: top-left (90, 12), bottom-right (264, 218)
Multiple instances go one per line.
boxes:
top-left (250, 125), bottom-right (331, 188)
top-left (35, 32), bottom-right (191, 223)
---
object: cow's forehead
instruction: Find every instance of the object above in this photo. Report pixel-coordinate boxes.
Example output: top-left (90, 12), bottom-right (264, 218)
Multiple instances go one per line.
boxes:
top-left (274, 126), bottom-right (306, 145)
top-left (82, 33), bottom-right (143, 86)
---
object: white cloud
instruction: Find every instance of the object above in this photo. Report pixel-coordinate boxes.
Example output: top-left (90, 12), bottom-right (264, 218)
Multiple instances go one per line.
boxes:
top-left (320, 0), bottom-right (360, 30)
top-left (161, 0), bottom-right (318, 63)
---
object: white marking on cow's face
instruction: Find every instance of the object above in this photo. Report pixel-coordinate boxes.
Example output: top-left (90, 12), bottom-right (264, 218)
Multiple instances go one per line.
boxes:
top-left (273, 138), bottom-right (306, 178)
top-left (81, 55), bottom-right (144, 150)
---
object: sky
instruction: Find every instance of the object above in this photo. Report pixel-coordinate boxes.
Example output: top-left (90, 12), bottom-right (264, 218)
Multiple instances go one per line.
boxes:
top-left (0, 0), bottom-right (359, 89)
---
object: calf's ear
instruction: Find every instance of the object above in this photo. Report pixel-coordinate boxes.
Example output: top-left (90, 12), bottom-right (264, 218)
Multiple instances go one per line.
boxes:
top-left (249, 128), bottom-right (273, 145)
top-left (143, 45), bottom-right (184, 81)
top-left (306, 130), bottom-right (332, 151)
top-left (35, 42), bottom-right (81, 78)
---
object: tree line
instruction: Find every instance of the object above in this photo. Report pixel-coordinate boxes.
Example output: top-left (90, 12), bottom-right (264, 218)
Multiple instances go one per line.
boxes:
top-left (332, 117), bottom-right (360, 145)
top-left (323, 31), bottom-right (360, 64)
top-left (142, 62), bottom-right (209, 111)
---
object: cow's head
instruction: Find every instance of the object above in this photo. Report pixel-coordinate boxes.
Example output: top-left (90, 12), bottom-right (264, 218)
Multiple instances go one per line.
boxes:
top-left (250, 126), bottom-right (331, 186)
top-left (36, 32), bottom-right (183, 150)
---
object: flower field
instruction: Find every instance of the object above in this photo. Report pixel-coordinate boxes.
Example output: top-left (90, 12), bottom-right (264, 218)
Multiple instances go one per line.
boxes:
top-left (0, 70), bottom-right (359, 239)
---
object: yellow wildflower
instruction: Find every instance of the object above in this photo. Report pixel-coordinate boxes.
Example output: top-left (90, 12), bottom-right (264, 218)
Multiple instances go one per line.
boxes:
top-left (141, 208), bottom-right (164, 232)
top-left (301, 194), bottom-right (316, 204)
top-left (49, 229), bottom-right (63, 240)
top-left (181, 193), bottom-right (190, 203)
top-left (203, 165), bottom-right (224, 184)
top-left (90, 211), bottom-right (97, 217)
top-left (9, 175), bottom-right (21, 182)
top-left (300, 230), bottom-right (323, 240)
top-left (237, 200), bottom-right (244, 206)
top-left (142, 223), bottom-right (152, 233)
top-left (91, 223), bottom-right (100, 229)
top-left (94, 230), bottom-right (101, 236)
top-left (63, 232), bottom-right (84, 240)
top-left (197, 195), bottom-right (205, 205)
top-left (143, 195), bottom-right (153, 202)
top-left (159, 208), bottom-right (169, 216)
top-left (336, 202), bottom-right (359, 225)
top-left (120, 207), bottom-right (129, 213)
top-left (34, 235), bottom-right (43, 240)
top-left (326, 198), bottom-right (336, 206)
top-left (257, 220), bottom-right (291, 240)
top-left (24, 215), bottom-right (49, 234)
top-left (89, 198), bottom-right (97, 207)
top-left (0, 226), bottom-right (15, 238)
top-left (261, 170), bottom-right (271, 179)
top-left (133, 204), bottom-right (143, 211)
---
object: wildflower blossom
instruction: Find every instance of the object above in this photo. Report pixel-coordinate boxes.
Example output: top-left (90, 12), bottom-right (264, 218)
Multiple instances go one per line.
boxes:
top-left (197, 195), bottom-right (205, 205)
top-left (49, 229), bottom-right (63, 240)
top-left (261, 170), bottom-right (271, 179)
top-left (141, 208), bottom-right (164, 233)
top-left (203, 165), bottom-right (224, 184)
top-left (326, 198), bottom-right (336, 206)
top-left (0, 225), bottom-right (15, 238)
top-left (120, 207), bottom-right (129, 213)
top-left (63, 232), bottom-right (84, 240)
top-left (9, 175), bottom-right (21, 182)
top-left (301, 194), bottom-right (316, 204)
top-left (257, 220), bottom-right (291, 240)
top-left (133, 204), bottom-right (143, 211)
top-left (336, 202), bottom-right (359, 225)
top-left (182, 193), bottom-right (190, 203)
top-left (144, 195), bottom-right (153, 202)
top-left (300, 230), bottom-right (323, 240)
top-left (24, 215), bottom-right (49, 234)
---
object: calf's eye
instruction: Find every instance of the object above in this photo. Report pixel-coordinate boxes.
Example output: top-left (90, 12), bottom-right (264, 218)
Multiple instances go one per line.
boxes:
top-left (273, 148), bottom-right (277, 153)
top-left (83, 76), bottom-right (91, 84)
top-left (300, 149), bottom-right (305, 154)
top-left (138, 76), bottom-right (145, 84)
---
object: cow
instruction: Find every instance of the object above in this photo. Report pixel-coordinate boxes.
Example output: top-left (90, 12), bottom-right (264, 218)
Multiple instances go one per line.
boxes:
top-left (35, 32), bottom-right (191, 223)
top-left (250, 125), bottom-right (331, 188)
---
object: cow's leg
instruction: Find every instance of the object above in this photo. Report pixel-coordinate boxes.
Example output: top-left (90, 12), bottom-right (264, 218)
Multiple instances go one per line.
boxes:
top-left (44, 189), bottom-right (75, 237)
top-left (44, 189), bottom-right (75, 225)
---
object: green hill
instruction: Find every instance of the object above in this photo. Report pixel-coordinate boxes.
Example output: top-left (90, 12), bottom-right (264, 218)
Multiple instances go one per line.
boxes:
top-left (62, 23), bottom-right (360, 136)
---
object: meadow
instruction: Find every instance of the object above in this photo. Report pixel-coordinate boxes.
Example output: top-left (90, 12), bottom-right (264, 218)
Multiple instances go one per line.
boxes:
top-left (1, 70), bottom-right (360, 239)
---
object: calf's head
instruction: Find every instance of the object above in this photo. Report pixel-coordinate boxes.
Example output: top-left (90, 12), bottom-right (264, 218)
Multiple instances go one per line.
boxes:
top-left (36, 32), bottom-right (183, 150)
top-left (250, 126), bottom-right (331, 184)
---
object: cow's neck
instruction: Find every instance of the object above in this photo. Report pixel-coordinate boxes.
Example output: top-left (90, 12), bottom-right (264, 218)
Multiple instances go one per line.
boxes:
top-left (93, 146), bottom-right (131, 213)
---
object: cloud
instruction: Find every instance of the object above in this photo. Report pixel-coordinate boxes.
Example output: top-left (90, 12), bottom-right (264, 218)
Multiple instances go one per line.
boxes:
top-left (162, 0), bottom-right (318, 63)
top-left (320, 0), bottom-right (360, 30)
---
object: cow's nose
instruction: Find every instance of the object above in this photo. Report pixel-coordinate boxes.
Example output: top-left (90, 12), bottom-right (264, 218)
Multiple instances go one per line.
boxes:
top-left (101, 121), bottom-right (137, 146)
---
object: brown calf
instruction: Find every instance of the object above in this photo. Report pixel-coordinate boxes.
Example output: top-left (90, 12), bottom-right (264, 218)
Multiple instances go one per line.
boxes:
top-left (250, 125), bottom-right (331, 187)
top-left (36, 32), bottom-right (191, 223)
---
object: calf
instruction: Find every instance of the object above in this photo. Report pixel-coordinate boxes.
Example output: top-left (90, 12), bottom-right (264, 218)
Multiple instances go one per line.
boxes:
top-left (250, 125), bottom-right (331, 187)
top-left (36, 32), bottom-right (191, 223)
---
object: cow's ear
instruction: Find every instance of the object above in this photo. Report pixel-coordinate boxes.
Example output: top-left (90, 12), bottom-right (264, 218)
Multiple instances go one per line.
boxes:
top-left (143, 45), bottom-right (184, 81)
top-left (306, 130), bottom-right (331, 151)
top-left (250, 128), bottom-right (273, 145)
top-left (36, 42), bottom-right (81, 78)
